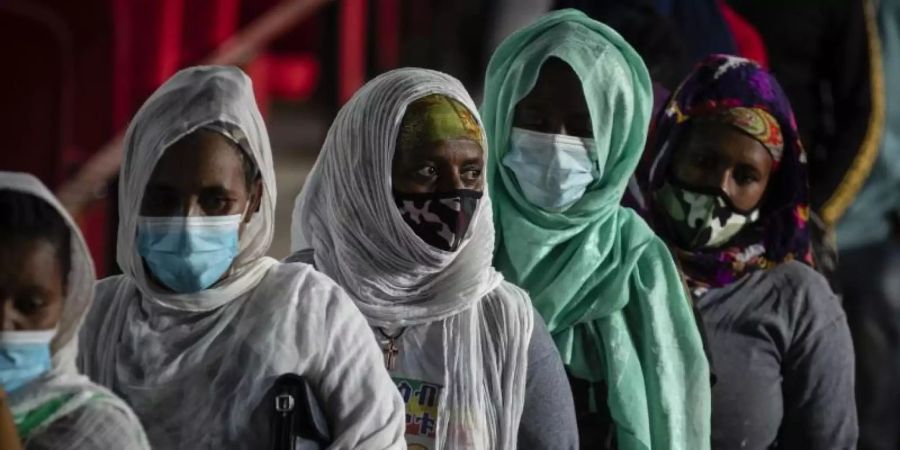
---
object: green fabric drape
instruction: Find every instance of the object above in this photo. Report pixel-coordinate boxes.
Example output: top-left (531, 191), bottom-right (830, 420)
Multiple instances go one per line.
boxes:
top-left (482, 9), bottom-right (710, 450)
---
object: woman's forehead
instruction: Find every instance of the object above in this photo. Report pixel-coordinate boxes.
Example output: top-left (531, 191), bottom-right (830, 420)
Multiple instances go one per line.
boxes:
top-left (148, 131), bottom-right (247, 187)
top-left (396, 94), bottom-right (482, 155)
top-left (682, 122), bottom-right (774, 167)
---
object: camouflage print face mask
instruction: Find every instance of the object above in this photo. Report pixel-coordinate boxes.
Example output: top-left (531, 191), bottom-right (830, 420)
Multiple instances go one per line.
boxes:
top-left (393, 189), bottom-right (483, 252)
top-left (656, 179), bottom-right (760, 250)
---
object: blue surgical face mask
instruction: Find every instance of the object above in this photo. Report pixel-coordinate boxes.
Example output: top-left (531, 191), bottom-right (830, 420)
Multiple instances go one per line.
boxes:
top-left (0, 329), bottom-right (55, 393)
top-left (502, 127), bottom-right (597, 212)
top-left (137, 214), bottom-right (242, 293)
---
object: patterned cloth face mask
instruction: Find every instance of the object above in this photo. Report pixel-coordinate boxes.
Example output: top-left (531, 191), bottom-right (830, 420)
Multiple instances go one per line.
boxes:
top-left (656, 178), bottom-right (760, 250)
top-left (393, 189), bottom-right (483, 252)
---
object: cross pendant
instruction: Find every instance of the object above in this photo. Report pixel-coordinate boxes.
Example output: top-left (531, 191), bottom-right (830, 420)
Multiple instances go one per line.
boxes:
top-left (382, 337), bottom-right (399, 371)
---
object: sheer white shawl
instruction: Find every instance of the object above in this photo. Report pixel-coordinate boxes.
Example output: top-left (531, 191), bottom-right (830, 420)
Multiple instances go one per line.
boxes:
top-left (77, 66), bottom-right (405, 449)
top-left (291, 68), bottom-right (534, 449)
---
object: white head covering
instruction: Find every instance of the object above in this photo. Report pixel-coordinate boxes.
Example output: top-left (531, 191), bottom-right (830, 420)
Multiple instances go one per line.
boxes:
top-left (117, 65), bottom-right (278, 311)
top-left (1, 171), bottom-right (148, 449)
top-left (291, 68), bottom-right (503, 326)
top-left (291, 68), bottom-right (533, 449)
top-left (78, 66), bottom-right (406, 449)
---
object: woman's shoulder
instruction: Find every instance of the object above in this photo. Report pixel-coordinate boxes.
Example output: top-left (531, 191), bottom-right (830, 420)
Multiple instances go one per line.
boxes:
top-left (481, 280), bottom-right (537, 337)
top-left (277, 249), bottom-right (343, 300)
top-left (749, 260), bottom-right (845, 334)
top-left (284, 248), bottom-right (314, 265)
top-left (67, 389), bottom-right (144, 428)
top-left (724, 260), bottom-right (831, 298)
top-left (265, 257), bottom-right (343, 296)
top-left (490, 280), bottom-right (536, 312)
top-left (29, 385), bottom-right (148, 449)
top-left (766, 259), bottom-right (825, 282)
top-left (84, 275), bottom-right (135, 330)
top-left (258, 258), bottom-right (363, 318)
top-left (94, 274), bottom-right (133, 301)
top-left (764, 260), bottom-right (836, 303)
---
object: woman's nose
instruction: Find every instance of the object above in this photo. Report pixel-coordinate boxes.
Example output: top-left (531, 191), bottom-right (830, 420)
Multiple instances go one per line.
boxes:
top-left (184, 198), bottom-right (203, 217)
top-left (718, 169), bottom-right (739, 198)
top-left (690, 168), bottom-right (729, 192)
top-left (437, 171), bottom-right (466, 192)
top-left (718, 170), bottom-right (731, 191)
top-left (1, 299), bottom-right (23, 331)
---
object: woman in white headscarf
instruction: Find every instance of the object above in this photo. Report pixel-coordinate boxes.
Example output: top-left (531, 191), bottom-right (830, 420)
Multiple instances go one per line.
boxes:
top-left (289, 68), bottom-right (578, 450)
top-left (0, 171), bottom-right (149, 449)
top-left (77, 65), bottom-right (405, 449)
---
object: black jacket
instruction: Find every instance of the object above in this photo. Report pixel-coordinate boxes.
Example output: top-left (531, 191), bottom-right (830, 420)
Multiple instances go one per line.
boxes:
top-left (728, 0), bottom-right (883, 226)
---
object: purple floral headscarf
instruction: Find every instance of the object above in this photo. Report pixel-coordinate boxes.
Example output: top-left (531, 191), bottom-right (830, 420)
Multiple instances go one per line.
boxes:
top-left (645, 54), bottom-right (814, 296)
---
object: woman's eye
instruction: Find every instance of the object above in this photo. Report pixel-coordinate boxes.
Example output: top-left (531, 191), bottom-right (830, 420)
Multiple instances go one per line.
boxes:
top-left (515, 110), bottom-right (550, 130)
top-left (565, 120), bottom-right (593, 138)
top-left (416, 166), bottom-right (437, 177)
top-left (200, 196), bottom-right (233, 213)
top-left (15, 296), bottom-right (45, 315)
top-left (462, 168), bottom-right (483, 181)
top-left (733, 168), bottom-right (760, 186)
top-left (143, 192), bottom-right (179, 214)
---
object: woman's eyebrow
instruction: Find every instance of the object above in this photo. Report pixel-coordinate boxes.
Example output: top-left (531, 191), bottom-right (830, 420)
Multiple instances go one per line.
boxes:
top-left (689, 143), bottom-right (719, 154)
top-left (405, 156), bottom-right (437, 166)
top-left (742, 164), bottom-right (763, 175)
top-left (199, 185), bottom-right (237, 196)
top-left (567, 111), bottom-right (591, 120)
top-left (18, 285), bottom-right (50, 302)
top-left (144, 183), bottom-right (179, 195)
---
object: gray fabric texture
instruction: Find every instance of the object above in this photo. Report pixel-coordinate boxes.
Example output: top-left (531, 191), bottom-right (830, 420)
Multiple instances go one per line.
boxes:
top-left (517, 314), bottom-right (578, 450)
top-left (696, 260), bottom-right (857, 450)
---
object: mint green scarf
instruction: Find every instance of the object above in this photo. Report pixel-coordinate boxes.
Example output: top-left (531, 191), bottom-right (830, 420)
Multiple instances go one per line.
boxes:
top-left (482, 9), bottom-right (710, 450)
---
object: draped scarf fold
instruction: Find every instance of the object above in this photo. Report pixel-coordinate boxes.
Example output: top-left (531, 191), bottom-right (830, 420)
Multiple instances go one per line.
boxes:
top-left (292, 68), bottom-right (533, 449)
top-left (482, 9), bottom-right (710, 450)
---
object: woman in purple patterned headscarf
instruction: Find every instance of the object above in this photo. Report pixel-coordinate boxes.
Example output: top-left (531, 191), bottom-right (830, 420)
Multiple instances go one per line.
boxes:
top-left (643, 54), bottom-right (857, 450)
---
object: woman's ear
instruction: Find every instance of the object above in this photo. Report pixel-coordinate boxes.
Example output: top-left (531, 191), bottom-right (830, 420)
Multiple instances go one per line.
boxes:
top-left (245, 177), bottom-right (263, 223)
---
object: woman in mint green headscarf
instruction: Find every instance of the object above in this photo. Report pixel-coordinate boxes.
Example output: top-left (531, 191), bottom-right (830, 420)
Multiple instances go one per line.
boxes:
top-left (482, 9), bottom-right (710, 450)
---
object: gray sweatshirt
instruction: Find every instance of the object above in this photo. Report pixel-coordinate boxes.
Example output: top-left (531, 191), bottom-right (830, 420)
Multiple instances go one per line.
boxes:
top-left (696, 261), bottom-right (857, 450)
